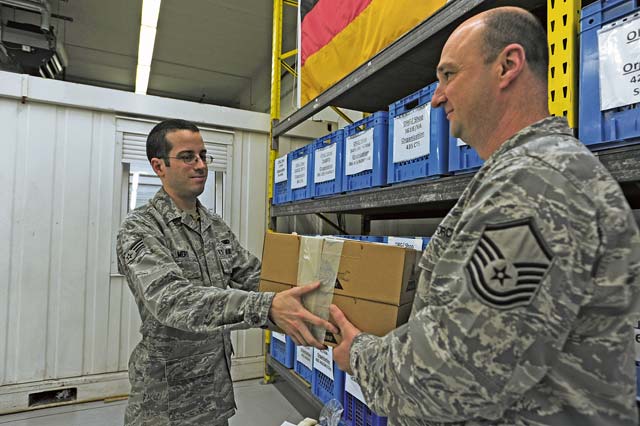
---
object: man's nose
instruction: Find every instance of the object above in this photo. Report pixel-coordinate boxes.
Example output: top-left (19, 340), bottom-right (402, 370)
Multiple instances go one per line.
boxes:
top-left (431, 84), bottom-right (445, 108)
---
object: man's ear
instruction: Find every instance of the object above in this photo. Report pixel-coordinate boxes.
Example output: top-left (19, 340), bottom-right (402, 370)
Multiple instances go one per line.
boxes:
top-left (497, 43), bottom-right (526, 89)
top-left (150, 157), bottom-right (166, 177)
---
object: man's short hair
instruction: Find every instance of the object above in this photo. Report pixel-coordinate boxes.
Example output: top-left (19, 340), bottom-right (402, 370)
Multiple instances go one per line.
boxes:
top-left (482, 9), bottom-right (548, 83)
top-left (146, 119), bottom-right (200, 164)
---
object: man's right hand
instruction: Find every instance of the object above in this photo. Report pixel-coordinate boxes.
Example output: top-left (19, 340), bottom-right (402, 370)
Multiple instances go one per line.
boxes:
top-left (269, 282), bottom-right (338, 349)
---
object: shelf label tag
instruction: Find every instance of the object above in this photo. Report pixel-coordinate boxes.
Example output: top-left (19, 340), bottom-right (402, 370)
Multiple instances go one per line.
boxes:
top-left (272, 331), bottom-right (286, 343)
top-left (291, 155), bottom-right (308, 189)
top-left (314, 143), bottom-right (337, 183)
top-left (387, 236), bottom-right (423, 250)
top-left (275, 155), bottom-right (287, 183)
top-left (598, 13), bottom-right (640, 110)
top-left (345, 373), bottom-right (366, 403)
top-left (393, 104), bottom-right (430, 163)
top-left (313, 346), bottom-right (334, 380)
top-left (345, 127), bottom-right (374, 175)
top-left (296, 345), bottom-right (313, 370)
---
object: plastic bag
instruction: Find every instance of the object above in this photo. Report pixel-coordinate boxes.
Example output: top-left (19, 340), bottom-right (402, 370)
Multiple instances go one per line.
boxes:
top-left (318, 398), bottom-right (343, 426)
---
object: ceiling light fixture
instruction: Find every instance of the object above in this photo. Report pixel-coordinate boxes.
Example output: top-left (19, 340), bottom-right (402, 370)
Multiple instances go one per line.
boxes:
top-left (135, 0), bottom-right (161, 95)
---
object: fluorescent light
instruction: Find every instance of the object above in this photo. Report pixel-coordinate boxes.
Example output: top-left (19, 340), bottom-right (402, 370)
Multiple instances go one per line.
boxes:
top-left (135, 0), bottom-right (161, 95)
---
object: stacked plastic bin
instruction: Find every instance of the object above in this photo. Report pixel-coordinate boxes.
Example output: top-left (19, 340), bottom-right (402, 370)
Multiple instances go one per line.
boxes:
top-left (289, 144), bottom-right (314, 201)
top-left (579, 0), bottom-right (640, 149)
top-left (343, 112), bottom-right (389, 192)
top-left (269, 332), bottom-right (295, 368)
top-left (294, 345), bottom-right (314, 384)
top-left (387, 82), bottom-right (448, 184)
top-left (343, 374), bottom-right (387, 426)
top-left (448, 136), bottom-right (483, 173)
top-left (272, 154), bottom-right (291, 204)
top-left (311, 347), bottom-right (346, 404)
top-left (312, 130), bottom-right (344, 198)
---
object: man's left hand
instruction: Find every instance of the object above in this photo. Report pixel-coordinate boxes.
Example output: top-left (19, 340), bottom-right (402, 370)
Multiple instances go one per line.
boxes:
top-left (330, 304), bottom-right (361, 375)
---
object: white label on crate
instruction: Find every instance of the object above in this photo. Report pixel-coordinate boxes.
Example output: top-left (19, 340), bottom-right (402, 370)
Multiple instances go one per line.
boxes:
top-left (387, 236), bottom-right (423, 251)
top-left (314, 143), bottom-right (337, 183)
top-left (297, 345), bottom-right (314, 370)
top-left (274, 155), bottom-right (287, 183)
top-left (456, 138), bottom-right (467, 147)
top-left (345, 127), bottom-right (374, 176)
top-left (393, 104), bottom-right (430, 163)
top-left (635, 327), bottom-right (640, 364)
top-left (291, 155), bottom-right (308, 189)
top-left (313, 347), bottom-right (334, 380)
top-left (598, 14), bottom-right (640, 110)
top-left (345, 373), bottom-right (366, 404)
top-left (272, 331), bottom-right (286, 343)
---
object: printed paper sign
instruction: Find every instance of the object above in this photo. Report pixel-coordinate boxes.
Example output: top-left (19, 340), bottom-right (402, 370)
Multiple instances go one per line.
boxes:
top-left (272, 331), bottom-right (286, 343)
top-left (345, 128), bottom-right (374, 175)
top-left (456, 138), bottom-right (467, 147)
top-left (387, 236), bottom-right (423, 250)
top-left (345, 373), bottom-right (366, 403)
top-left (291, 155), bottom-right (308, 189)
top-left (393, 104), bottom-right (430, 163)
top-left (635, 326), bottom-right (640, 364)
top-left (598, 14), bottom-right (640, 110)
top-left (274, 155), bottom-right (287, 183)
top-left (314, 143), bottom-right (337, 183)
top-left (313, 347), bottom-right (334, 380)
top-left (296, 345), bottom-right (313, 370)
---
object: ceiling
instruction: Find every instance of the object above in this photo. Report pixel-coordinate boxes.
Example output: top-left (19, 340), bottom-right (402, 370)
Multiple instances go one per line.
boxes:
top-left (1, 0), bottom-right (299, 112)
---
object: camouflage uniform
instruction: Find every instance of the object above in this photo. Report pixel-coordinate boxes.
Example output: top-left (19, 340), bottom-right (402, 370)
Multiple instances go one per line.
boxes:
top-left (350, 117), bottom-right (640, 425)
top-left (117, 188), bottom-right (274, 426)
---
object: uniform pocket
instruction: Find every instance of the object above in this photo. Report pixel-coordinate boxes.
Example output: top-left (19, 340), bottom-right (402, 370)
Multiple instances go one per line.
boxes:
top-left (175, 258), bottom-right (201, 280)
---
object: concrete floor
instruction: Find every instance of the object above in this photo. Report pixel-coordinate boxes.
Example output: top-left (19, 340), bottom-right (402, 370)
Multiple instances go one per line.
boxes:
top-left (0, 379), bottom-right (305, 426)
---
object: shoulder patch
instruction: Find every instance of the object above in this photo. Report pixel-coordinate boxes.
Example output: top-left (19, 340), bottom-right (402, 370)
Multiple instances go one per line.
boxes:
top-left (124, 239), bottom-right (148, 264)
top-left (465, 218), bottom-right (554, 310)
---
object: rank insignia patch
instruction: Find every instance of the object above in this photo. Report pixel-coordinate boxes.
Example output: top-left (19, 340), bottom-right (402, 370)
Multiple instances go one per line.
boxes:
top-left (465, 218), bottom-right (554, 310)
top-left (125, 239), bottom-right (148, 264)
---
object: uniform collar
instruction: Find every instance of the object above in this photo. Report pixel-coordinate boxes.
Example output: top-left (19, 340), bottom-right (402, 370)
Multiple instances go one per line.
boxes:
top-left (151, 187), bottom-right (213, 232)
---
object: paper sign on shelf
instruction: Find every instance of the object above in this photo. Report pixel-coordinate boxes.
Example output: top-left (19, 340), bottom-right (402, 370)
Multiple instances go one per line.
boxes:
top-left (313, 346), bottom-right (334, 380)
top-left (634, 325), bottom-right (640, 364)
top-left (345, 373), bottom-right (366, 403)
top-left (314, 143), bottom-right (337, 183)
top-left (296, 345), bottom-right (313, 370)
top-left (393, 104), bottom-right (430, 163)
top-left (291, 155), bottom-right (308, 189)
top-left (456, 138), bottom-right (466, 147)
top-left (345, 128), bottom-right (374, 176)
top-left (598, 13), bottom-right (640, 110)
top-left (387, 236), bottom-right (422, 250)
top-left (275, 155), bottom-right (288, 183)
top-left (272, 331), bottom-right (286, 343)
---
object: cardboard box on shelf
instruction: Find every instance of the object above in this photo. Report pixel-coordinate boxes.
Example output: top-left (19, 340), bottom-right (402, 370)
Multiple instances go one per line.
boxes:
top-left (261, 232), bottom-right (421, 306)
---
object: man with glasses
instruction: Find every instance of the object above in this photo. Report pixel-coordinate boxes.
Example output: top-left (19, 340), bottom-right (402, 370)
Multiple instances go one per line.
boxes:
top-left (117, 119), bottom-right (336, 426)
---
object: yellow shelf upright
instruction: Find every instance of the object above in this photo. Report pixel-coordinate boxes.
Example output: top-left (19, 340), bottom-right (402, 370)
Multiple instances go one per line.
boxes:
top-left (547, 0), bottom-right (580, 129)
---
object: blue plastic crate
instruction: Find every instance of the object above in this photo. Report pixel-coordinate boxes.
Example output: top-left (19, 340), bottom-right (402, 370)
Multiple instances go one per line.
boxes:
top-left (343, 112), bottom-right (389, 192)
top-left (312, 363), bottom-right (345, 404)
top-left (358, 236), bottom-right (385, 243)
top-left (579, 0), bottom-right (640, 149)
top-left (313, 130), bottom-right (344, 198)
top-left (272, 154), bottom-right (291, 204)
top-left (343, 391), bottom-right (387, 426)
top-left (387, 82), bottom-right (448, 184)
top-left (449, 136), bottom-right (483, 173)
top-left (270, 334), bottom-right (295, 368)
top-left (289, 144), bottom-right (314, 201)
top-left (294, 345), bottom-right (314, 384)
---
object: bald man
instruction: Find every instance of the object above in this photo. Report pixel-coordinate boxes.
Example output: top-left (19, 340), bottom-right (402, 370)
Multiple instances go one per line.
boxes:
top-left (331, 7), bottom-right (640, 426)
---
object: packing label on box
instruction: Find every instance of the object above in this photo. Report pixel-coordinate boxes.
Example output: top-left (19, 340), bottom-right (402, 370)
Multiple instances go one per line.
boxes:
top-left (313, 346), bottom-right (334, 380)
top-left (297, 345), bottom-right (313, 370)
top-left (393, 104), bottom-right (430, 163)
top-left (272, 331), bottom-right (286, 343)
top-left (345, 127), bottom-right (374, 175)
top-left (387, 236), bottom-right (423, 251)
top-left (598, 13), bottom-right (640, 110)
top-left (275, 155), bottom-right (288, 183)
top-left (635, 325), bottom-right (640, 365)
top-left (314, 143), bottom-right (337, 183)
top-left (345, 373), bottom-right (366, 403)
top-left (291, 155), bottom-right (308, 189)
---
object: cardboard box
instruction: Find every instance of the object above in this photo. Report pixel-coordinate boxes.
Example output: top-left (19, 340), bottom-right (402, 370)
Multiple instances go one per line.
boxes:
top-left (259, 279), bottom-right (412, 345)
top-left (261, 232), bottom-right (420, 305)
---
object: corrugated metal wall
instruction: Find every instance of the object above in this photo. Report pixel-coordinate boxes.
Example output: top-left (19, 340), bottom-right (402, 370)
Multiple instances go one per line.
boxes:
top-left (0, 98), bottom-right (119, 385)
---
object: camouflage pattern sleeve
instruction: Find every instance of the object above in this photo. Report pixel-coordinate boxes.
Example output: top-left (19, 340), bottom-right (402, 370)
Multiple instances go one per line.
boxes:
top-left (117, 218), bottom-right (274, 332)
top-left (349, 159), bottom-right (603, 423)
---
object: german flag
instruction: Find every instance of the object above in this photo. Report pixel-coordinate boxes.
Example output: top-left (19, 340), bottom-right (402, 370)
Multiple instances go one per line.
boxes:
top-left (300, 0), bottom-right (446, 105)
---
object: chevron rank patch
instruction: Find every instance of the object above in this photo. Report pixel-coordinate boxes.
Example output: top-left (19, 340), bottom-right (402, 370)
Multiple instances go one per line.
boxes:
top-left (465, 218), bottom-right (554, 310)
top-left (124, 239), bottom-right (148, 264)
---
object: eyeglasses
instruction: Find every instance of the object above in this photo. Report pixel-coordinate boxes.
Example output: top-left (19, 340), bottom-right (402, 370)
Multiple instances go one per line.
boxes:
top-left (165, 153), bottom-right (215, 166)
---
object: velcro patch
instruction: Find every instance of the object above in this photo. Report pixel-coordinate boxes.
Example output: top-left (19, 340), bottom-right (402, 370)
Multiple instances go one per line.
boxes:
top-left (465, 218), bottom-right (553, 310)
top-left (125, 240), bottom-right (148, 264)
